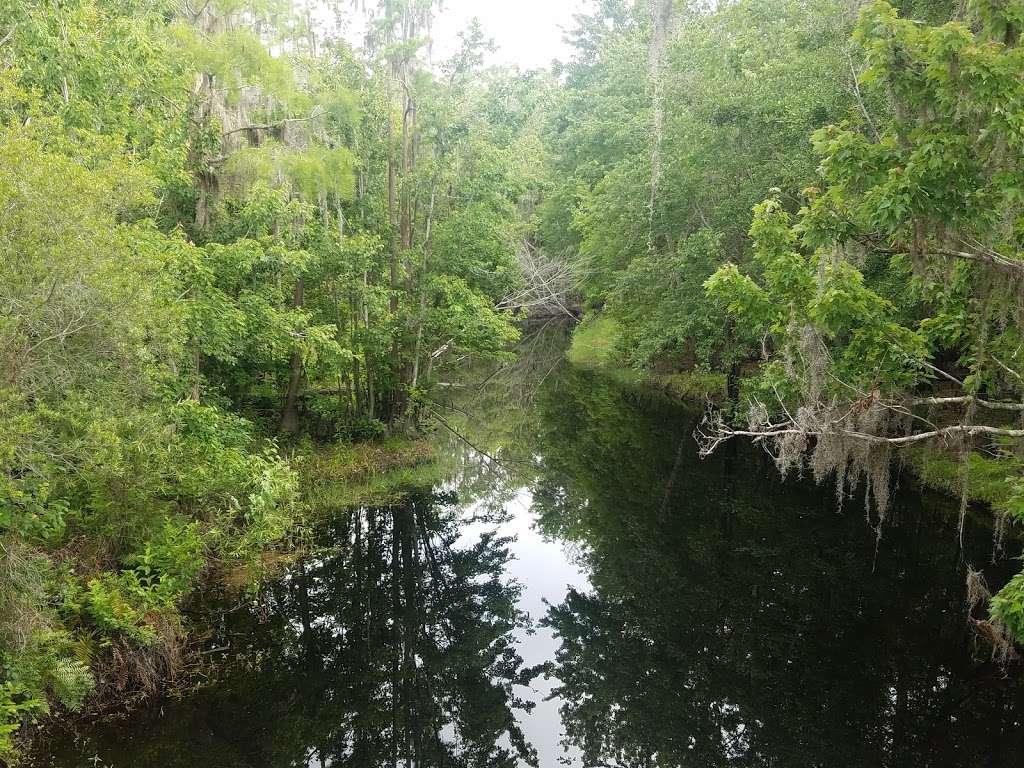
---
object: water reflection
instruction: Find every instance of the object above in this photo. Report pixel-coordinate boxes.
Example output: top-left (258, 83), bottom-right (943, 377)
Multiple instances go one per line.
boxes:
top-left (39, 489), bottom-right (542, 768)
top-left (533, 367), bottom-right (1024, 767)
top-left (32, 325), bottom-right (1024, 768)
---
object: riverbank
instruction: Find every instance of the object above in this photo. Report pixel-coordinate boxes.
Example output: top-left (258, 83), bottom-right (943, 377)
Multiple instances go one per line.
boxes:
top-left (568, 313), bottom-right (727, 401)
top-left (567, 313), bottom-right (1022, 516)
top-left (300, 436), bottom-right (440, 509)
top-left (26, 333), bottom-right (1024, 767)
top-left (10, 435), bottom-right (440, 765)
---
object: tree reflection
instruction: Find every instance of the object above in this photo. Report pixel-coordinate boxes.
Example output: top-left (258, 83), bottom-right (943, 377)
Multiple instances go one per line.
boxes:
top-left (536, 367), bottom-right (1024, 768)
top-left (45, 488), bottom-right (540, 768)
top-left (431, 319), bottom-right (574, 517)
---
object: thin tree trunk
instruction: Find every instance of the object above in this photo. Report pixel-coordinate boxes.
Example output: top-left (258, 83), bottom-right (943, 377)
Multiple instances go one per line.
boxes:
top-left (352, 294), bottom-right (364, 418)
top-left (410, 183), bottom-right (437, 392)
top-left (648, 0), bottom-right (674, 250)
top-left (280, 277), bottom-right (306, 434)
top-left (191, 344), bottom-right (202, 402)
top-left (387, 75), bottom-right (401, 317)
top-left (364, 270), bottom-right (376, 421)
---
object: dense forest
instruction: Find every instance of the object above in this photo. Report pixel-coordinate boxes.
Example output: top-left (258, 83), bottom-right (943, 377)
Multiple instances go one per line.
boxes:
top-left (2, 0), bottom-right (1024, 760)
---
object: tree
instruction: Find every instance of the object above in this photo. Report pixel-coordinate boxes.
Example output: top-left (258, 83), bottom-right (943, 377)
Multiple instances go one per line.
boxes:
top-left (0, 0), bottom-right (529, 753)
top-left (703, 0), bottom-right (1024, 644)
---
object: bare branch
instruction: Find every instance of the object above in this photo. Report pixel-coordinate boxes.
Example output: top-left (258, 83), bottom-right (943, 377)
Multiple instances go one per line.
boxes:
top-left (499, 240), bottom-right (580, 319)
top-left (846, 50), bottom-right (880, 142)
top-left (933, 245), bottom-right (1024, 276)
top-left (992, 355), bottom-right (1024, 384)
top-left (914, 395), bottom-right (1024, 412)
top-left (221, 107), bottom-right (326, 138)
top-left (699, 419), bottom-right (1024, 457)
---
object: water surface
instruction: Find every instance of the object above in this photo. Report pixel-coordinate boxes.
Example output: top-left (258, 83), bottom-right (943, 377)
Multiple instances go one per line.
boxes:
top-left (32, 336), bottom-right (1024, 767)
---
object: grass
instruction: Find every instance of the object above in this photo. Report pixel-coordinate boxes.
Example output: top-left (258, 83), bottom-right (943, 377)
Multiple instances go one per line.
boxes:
top-left (300, 436), bottom-right (442, 511)
top-left (567, 315), bottom-right (623, 367)
top-left (568, 314), bottom-right (727, 400)
top-left (907, 446), bottom-right (1017, 507)
top-left (567, 315), bottom-right (644, 385)
top-left (657, 370), bottom-right (728, 401)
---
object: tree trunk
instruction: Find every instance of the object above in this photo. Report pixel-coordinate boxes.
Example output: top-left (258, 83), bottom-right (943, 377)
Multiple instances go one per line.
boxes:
top-left (364, 270), bottom-right (376, 421)
top-left (648, 0), bottom-right (674, 250)
top-left (352, 295), bottom-right (364, 418)
top-left (409, 183), bottom-right (436, 392)
top-left (387, 76), bottom-right (401, 317)
top-left (280, 277), bottom-right (306, 434)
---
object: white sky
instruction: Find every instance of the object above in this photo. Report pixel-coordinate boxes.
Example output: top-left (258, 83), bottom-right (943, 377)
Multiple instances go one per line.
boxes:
top-left (429, 0), bottom-right (591, 69)
top-left (458, 488), bottom-right (590, 766)
top-left (339, 0), bottom-right (593, 71)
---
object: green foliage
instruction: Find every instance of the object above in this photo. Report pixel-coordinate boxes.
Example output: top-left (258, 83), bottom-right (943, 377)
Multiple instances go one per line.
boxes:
top-left (707, 194), bottom-right (930, 398)
top-left (658, 369), bottom-right (729, 401)
top-left (546, 0), bottom-right (1024, 666)
top-left (11, 0), bottom-right (1024, 753)
top-left (83, 575), bottom-right (157, 643)
top-left (302, 437), bottom-right (440, 509)
top-left (0, 683), bottom-right (45, 762)
top-left (0, 480), bottom-right (69, 546)
top-left (544, 0), bottom-right (854, 300)
top-left (910, 447), bottom-right (1021, 508)
top-left (609, 230), bottom-right (749, 369)
top-left (0, 0), bottom-right (530, 752)
top-left (228, 457), bottom-right (300, 560)
top-left (991, 571), bottom-right (1024, 644)
top-left (424, 276), bottom-right (521, 363)
top-left (78, 516), bottom-right (202, 643)
top-left (567, 315), bottom-right (627, 369)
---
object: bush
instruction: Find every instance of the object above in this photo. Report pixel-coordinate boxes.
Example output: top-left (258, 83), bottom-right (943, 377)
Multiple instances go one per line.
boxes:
top-left (0, 682), bottom-right (45, 762)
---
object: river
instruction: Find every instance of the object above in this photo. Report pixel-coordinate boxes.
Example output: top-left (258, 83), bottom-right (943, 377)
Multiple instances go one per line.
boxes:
top-left (29, 324), bottom-right (1024, 767)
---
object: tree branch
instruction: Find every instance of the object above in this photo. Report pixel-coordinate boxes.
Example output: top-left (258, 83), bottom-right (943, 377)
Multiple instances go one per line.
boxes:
top-left (699, 420), bottom-right (1024, 457)
top-left (221, 108), bottom-right (325, 138)
top-left (914, 395), bottom-right (1024, 412)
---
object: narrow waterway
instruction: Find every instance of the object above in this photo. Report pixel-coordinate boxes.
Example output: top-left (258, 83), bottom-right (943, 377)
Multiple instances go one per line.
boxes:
top-left (31, 326), bottom-right (1024, 767)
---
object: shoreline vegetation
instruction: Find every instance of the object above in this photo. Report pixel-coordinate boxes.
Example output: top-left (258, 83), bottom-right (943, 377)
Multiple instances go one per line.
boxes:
top-left (2, 0), bottom-right (529, 759)
top-left (568, 312), bottom-right (1020, 527)
top-left (17, 435), bottom-right (442, 760)
top-left (300, 437), bottom-right (441, 511)
top-left (567, 314), bottom-right (728, 401)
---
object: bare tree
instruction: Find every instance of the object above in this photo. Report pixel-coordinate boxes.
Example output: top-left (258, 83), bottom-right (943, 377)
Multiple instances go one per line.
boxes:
top-left (499, 240), bottom-right (581, 320)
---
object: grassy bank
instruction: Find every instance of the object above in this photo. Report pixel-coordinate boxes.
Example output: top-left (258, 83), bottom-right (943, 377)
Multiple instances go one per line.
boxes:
top-left (567, 314), bottom-right (726, 401)
top-left (567, 314), bottom-right (1022, 519)
top-left (908, 446), bottom-right (1023, 516)
top-left (11, 435), bottom-right (441, 763)
top-left (567, 315), bottom-right (629, 371)
top-left (220, 436), bottom-right (440, 591)
top-left (301, 437), bottom-right (441, 510)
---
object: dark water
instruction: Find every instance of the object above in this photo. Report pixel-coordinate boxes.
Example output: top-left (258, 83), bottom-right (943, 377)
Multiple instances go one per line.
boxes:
top-left (31, 332), bottom-right (1024, 767)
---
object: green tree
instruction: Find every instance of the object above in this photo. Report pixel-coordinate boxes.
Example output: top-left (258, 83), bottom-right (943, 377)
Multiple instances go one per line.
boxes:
top-left (704, 0), bottom-right (1024, 643)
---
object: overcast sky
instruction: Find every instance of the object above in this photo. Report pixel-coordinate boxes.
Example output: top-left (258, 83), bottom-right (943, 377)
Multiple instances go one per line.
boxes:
top-left (340, 0), bottom-right (593, 71)
top-left (429, 0), bottom-right (590, 69)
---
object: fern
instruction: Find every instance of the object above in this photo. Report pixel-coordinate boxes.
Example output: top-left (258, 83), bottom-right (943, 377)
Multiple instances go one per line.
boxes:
top-left (47, 658), bottom-right (94, 712)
